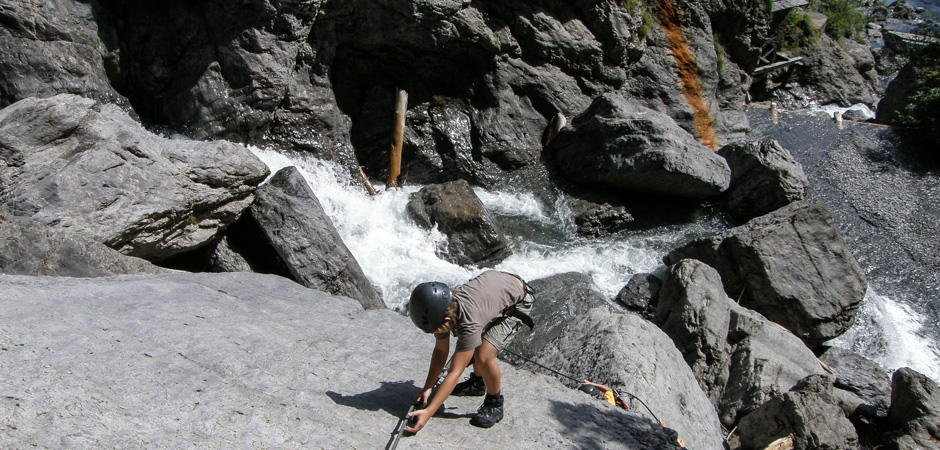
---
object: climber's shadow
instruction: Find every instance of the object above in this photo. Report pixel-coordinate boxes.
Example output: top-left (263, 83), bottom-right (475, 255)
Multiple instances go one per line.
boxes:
top-left (326, 380), bottom-right (470, 419)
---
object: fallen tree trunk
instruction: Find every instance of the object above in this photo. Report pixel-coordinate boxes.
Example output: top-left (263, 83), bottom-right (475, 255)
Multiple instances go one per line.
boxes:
top-left (387, 89), bottom-right (408, 189)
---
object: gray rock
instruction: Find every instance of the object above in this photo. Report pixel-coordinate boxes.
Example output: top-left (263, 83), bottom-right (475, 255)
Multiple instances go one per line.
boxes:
top-left (536, 307), bottom-right (727, 450)
top-left (736, 375), bottom-right (860, 450)
top-left (717, 139), bottom-right (809, 222)
top-left (818, 346), bottom-right (892, 420)
top-left (549, 93), bottom-right (731, 200)
top-left (505, 272), bottom-right (609, 359)
top-left (0, 271), bottom-right (683, 449)
top-left (882, 367), bottom-right (940, 450)
top-left (205, 235), bottom-right (254, 274)
top-left (0, 0), bottom-right (127, 108)
top-left (0, 213), bottom-right (163, 277)
top-left (793, 34), bottom-right (878, 108)
top-left (614, 273), bottom-right (662, 314)
top-left (567, 195), bottom-right (634, 237)
top-left (0, 94), bottom-right (270, 261)
top-left (250, 166), bottom-right (383, 310)
top-left (655, 259), bottom-right (826, 427)
top-left (664, 202), bottom-right (867, 349)
top-left (406, 180), bottom-right (511, 268)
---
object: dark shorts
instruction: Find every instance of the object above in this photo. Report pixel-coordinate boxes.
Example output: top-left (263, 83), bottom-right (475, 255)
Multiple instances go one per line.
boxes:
top-left (482, 291), bottom-right (535, 352)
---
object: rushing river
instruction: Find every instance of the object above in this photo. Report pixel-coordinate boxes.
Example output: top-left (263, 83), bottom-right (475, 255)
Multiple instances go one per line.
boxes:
top-left (248, 110), bottom-right (940, 383)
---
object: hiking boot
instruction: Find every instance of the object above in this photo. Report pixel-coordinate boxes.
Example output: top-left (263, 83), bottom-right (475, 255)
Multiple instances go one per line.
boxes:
top-left (452, 373), bottom-right (485, 396)
top-left (470, 394), bottom-right (503, 428)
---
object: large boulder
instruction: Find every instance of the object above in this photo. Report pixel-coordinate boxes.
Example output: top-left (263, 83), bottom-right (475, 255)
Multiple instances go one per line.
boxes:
top-left (818, 346), bottom-right (892, 421)
top-left (882, 367), bottom-right (940, 450)
top-left (0, 213), bottom-right (163, 277)
top-left (717, 139), bottom-right (809, 222)
top-left (249, 166), bottom-right (383, 310)
top-left (655, 259), bottom-right (826, 427)
top-left (0, 271), bottom-right (685, 449)
top-left (0, 94), bottom-right (270, 261)
top-left (406, 180), bottom-right (511, 268)
top-left (549, 94), bottom-right (731, 200)
top-left (505, 272), bottom-right (609, 359)
top-left (535, 307), bottom-right (727, 450)
top-left (664, 202), bottom-right (867, 349)
top-left (735, 375), bottom-right (860, 450)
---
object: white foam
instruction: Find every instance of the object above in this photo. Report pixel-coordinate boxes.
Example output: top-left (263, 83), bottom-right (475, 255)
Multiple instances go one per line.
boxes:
top-left (249, 146), bottom-right (940, 383)
top-left (828, 288), bottom-right (940, 383)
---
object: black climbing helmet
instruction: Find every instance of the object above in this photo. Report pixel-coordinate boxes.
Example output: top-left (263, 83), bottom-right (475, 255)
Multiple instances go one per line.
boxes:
top-left (578, 384), bottom-right (605, 399)
top-left (408, 282), bottom-right (453, 333)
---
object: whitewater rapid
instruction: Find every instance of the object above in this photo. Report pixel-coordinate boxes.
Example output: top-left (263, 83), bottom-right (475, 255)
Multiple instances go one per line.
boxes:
top-left (248, 146), bottom-right (940, 383)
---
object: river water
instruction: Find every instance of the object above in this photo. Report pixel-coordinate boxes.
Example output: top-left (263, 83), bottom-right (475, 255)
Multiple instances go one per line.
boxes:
top-left (248, 110), bottom-right (940, 382)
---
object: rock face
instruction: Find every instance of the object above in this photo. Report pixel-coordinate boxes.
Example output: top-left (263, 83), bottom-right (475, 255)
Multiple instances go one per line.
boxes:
top-left (406, 180), bottom-right (511, 268)
top-left (0, 94), bottom-right (270, 261)
top-left (534, 307), bottom-right (727, 450)
top-left (882, 367), bottom-right (940, 450)
top-left (0, 272), bottom-right (684, 450)
top-left (0, 213), bottom-right (163, 277)
top-left (0, 0), bottom-right (753, 184)
top-left (664, 202), bottom-right (867, 349)
top-left (717, 139), bottom-right (809, 222)
top-left (655, 259), bottom-right (826, 427)
top-left (249, 166), bottom-right (383, 309)
top-left (0, 0), bottom-right (128, 108)
top-left (549, 94), bottom-right (731, 199)
top-left (736, 375), bottom-right (860, 450)
top-left (792, 34), bottom-right (879, 107)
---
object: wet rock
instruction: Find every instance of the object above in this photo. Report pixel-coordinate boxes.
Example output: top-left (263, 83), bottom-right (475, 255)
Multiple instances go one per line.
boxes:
top-left (0, 94), bottom-right (269, 261)
top-left (249, 166), bottom-right (383, 310)
top-left (655, 259), bottom-right (826, 427)
top-left (549, 94), bottom-right (731, 200)
top-left (717, 139), bottom-right (809, 222)
top-left (567, 195), bottom-right (634, 237)
top-left (614, 273), bottom-right (661, 314)
top-left (882, 367), bottom-right (940, 450)
top-left (406, 180), bottom-right (511, 268)
top-left (736, 375), bottom-right (860, 450)
top-left (0, 213), bottom-right (163, 277)
top-left (536, 306), bottom-right (727, 450)
top-left (664, 202), bottom-right (867, 349)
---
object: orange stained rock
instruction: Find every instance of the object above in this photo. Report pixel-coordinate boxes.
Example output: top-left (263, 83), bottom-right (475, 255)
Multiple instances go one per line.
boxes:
top-left (658, 0), bottom-right (718, 150)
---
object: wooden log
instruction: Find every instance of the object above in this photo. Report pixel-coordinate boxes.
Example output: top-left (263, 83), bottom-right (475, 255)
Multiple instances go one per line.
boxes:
top-left (359, 166), bottom-right (378, 196)
top-left (386, 89), bottom-right (408, 189)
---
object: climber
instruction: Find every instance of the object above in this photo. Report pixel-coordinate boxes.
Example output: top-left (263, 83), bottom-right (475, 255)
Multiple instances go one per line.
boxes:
top-left (405, 270), bottom-right (535, 434)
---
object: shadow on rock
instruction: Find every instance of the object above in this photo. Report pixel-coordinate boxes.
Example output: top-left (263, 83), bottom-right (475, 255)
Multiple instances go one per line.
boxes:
top-left (548, 399), bottom-right (681, 450)
top-left (326, 381), bottom-right (472, 421)
top-left (327, 380), bottom-right (419, 417)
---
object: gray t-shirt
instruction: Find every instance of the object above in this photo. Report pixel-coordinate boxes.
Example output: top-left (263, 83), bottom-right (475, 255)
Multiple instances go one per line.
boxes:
top-left (449, 270), bottom-right (526, 352)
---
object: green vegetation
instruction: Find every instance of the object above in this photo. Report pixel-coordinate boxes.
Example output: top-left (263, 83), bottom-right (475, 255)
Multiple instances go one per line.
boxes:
top-left (895, 45), bottom-right (940, 149)
top-left (778, 8), bottom-right (819, 51)
top-left (639, 9), bottom-right (655, 42)
top-left (621, 0), bottom-right (640, 12)
top-left (714, 34), bottom-right (726, 73)
top-left (815, 0), bottom-right (866, 40)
